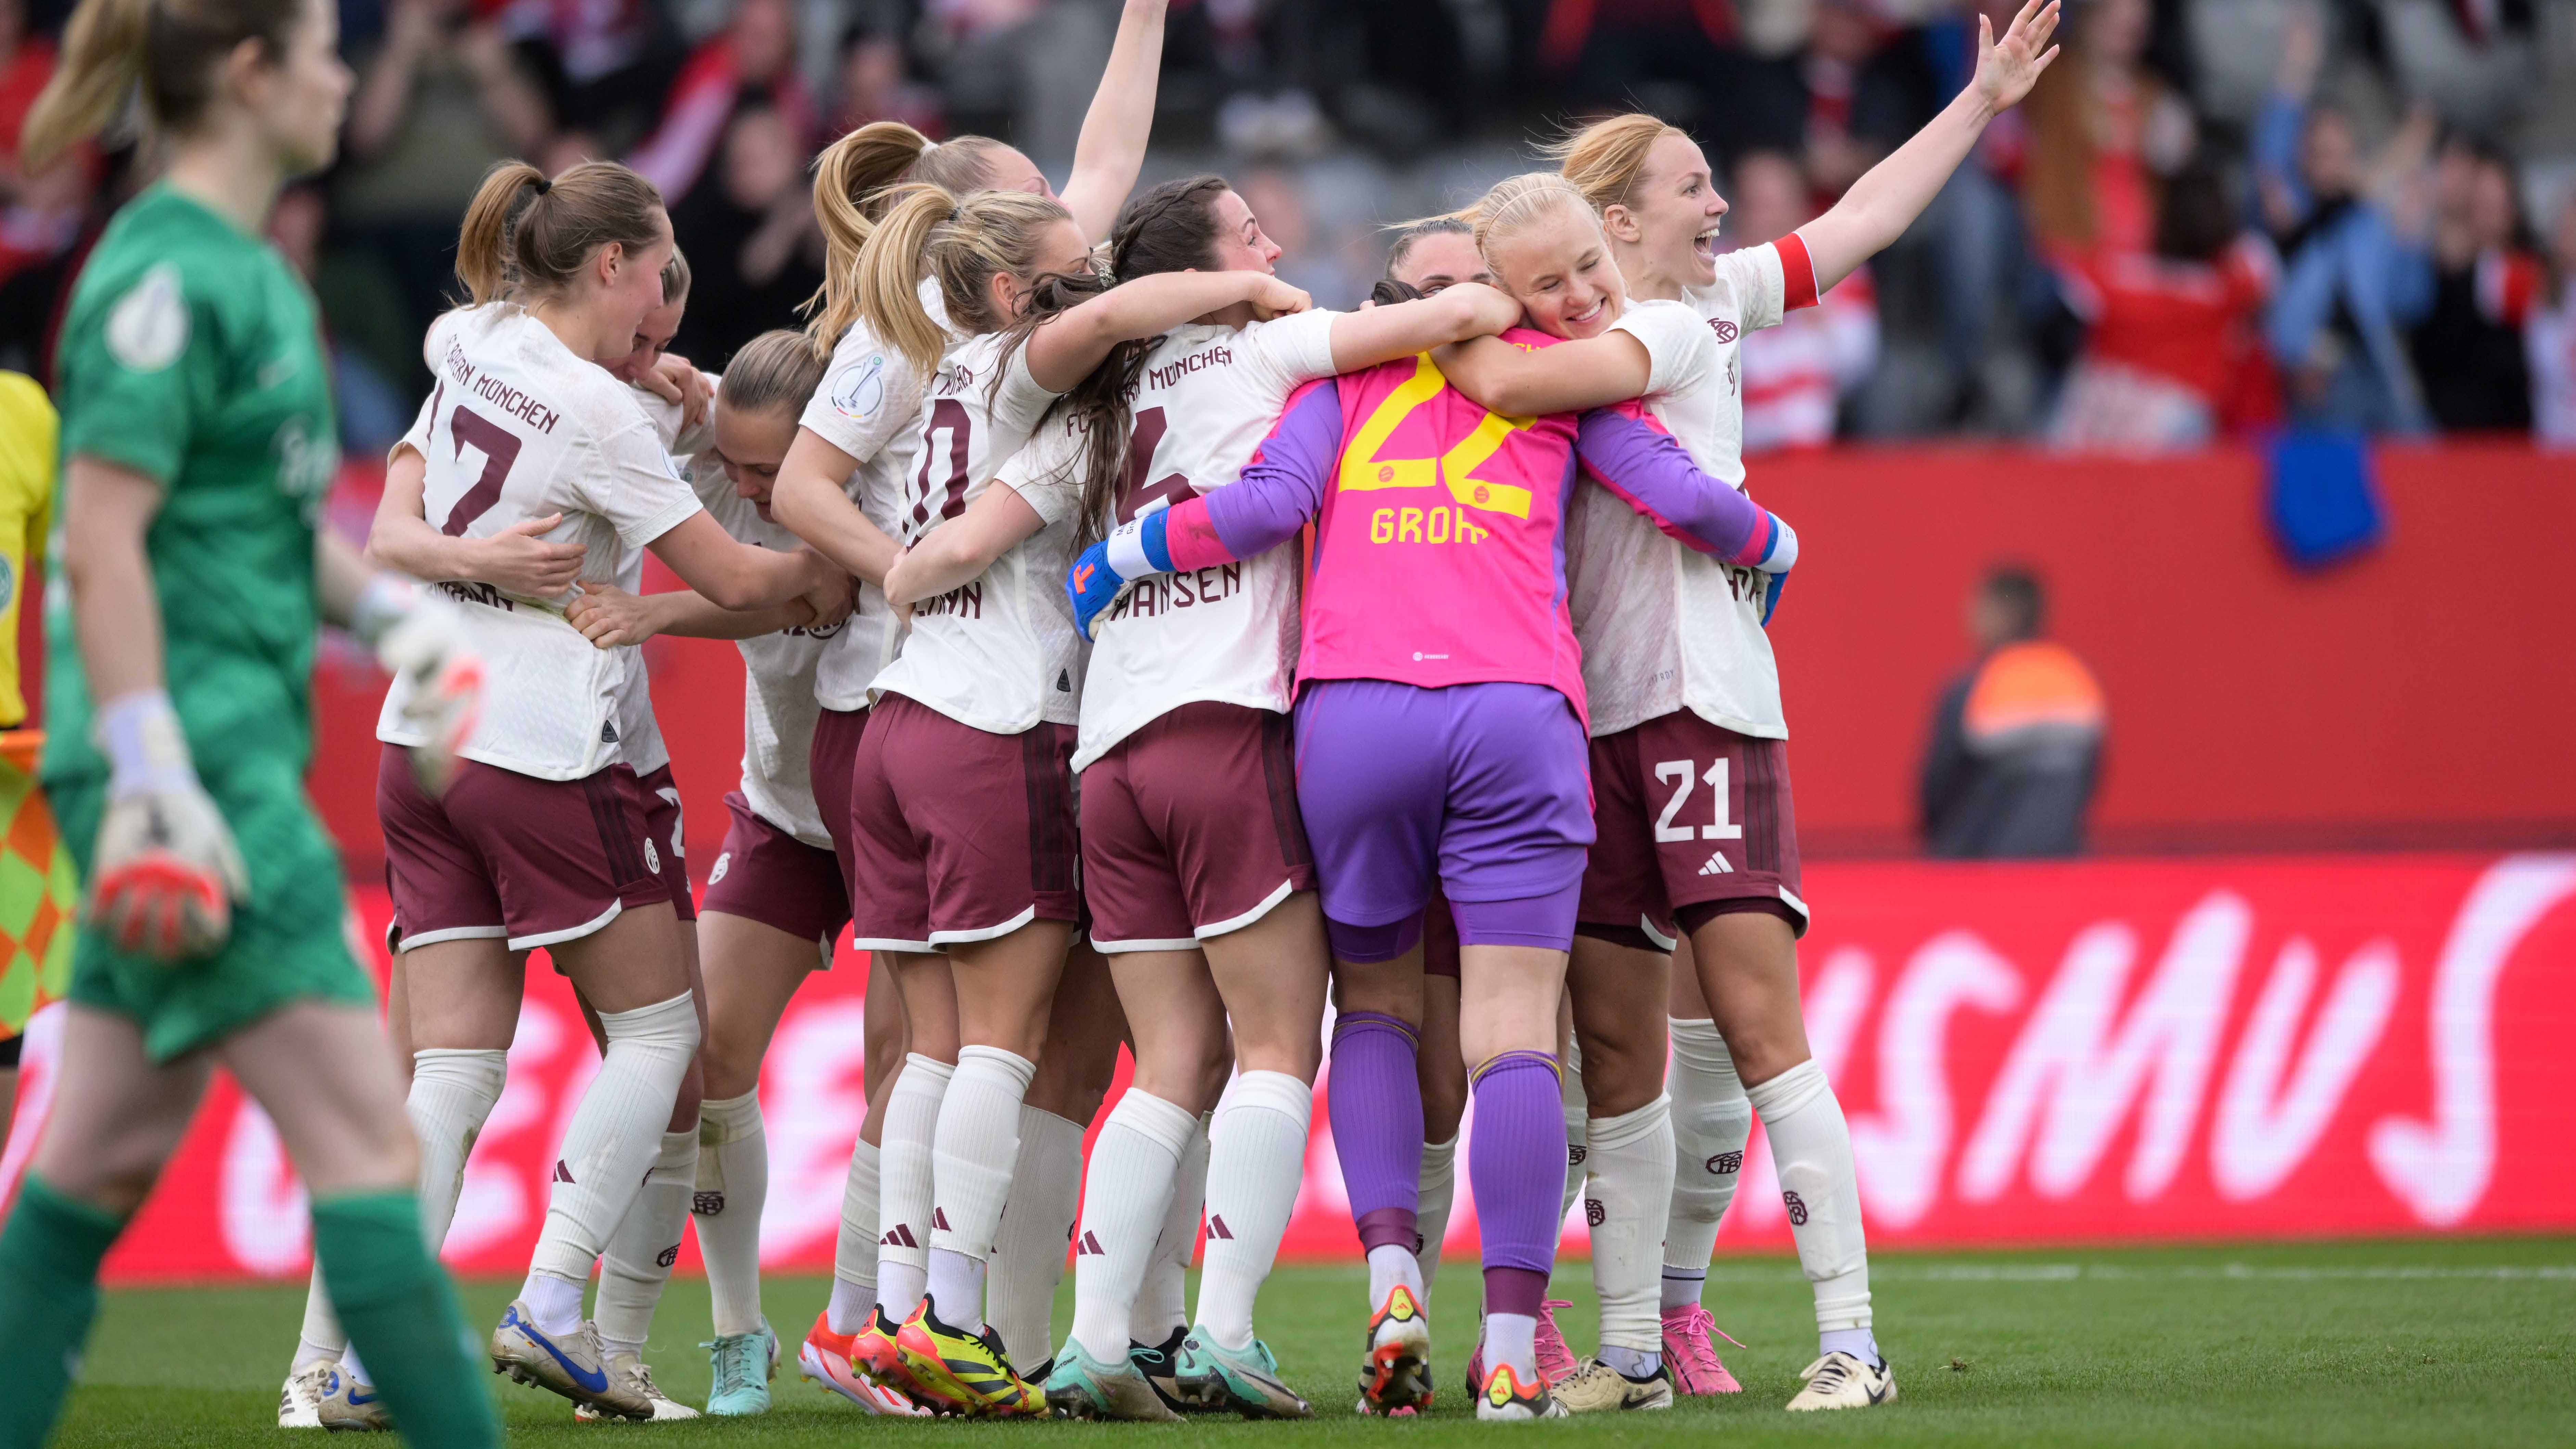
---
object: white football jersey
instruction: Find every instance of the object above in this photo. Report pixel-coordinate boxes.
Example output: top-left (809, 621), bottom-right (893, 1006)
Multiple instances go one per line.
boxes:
top-left (1565, 239), bottom-right (1811, 740)
top-left (798, 314), bottom-right (927, 713)
top-left (1070, 309), bottom-right (1340, 770)
top-left (378, 304), bottom-right (702, 779)
top-left (868, 330), bottom-right (1080, 734)
top-left (688, 444), bottom-right (835, 848)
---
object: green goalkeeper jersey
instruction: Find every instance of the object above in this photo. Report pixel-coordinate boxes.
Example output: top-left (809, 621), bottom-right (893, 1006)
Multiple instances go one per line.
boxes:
top-left (40, 182), bottom-right (339, 792)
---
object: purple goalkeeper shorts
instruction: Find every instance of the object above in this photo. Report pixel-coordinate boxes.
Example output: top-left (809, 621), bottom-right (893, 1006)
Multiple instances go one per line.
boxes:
top-left (1290, 678), bottom-right (1592, 958)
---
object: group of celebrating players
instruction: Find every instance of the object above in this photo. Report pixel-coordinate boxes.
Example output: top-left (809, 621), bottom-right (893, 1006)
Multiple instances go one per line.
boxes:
top-left (0, 0), bottom-right (2062, 1440)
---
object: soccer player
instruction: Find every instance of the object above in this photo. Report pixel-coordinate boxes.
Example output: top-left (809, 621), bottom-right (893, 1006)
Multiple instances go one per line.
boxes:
top-left (372, 158), bottom-right (842, 1422)
top-left (769, 3), bottom-right (1171, 1403)
top-left (0, 371), bottom-right (69, 1163)
top-left (0, 0), bottom-right (495, 1442)
top-left (1034, 177), bottom-right (1515, 1422)
top-left (843, 181), bottom-right (1307, 1418)
top-left (561, 331), bottom-right (906, 1416)
top-left (1431, 1), bottom-right (2063, 1411)
top-left (1066, 260), bottom-right (1790, 1421)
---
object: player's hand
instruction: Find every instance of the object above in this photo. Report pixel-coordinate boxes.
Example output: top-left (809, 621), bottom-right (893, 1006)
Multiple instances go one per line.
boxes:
top-left (368, 588), bottom-right (486, 794)
top-left (1973, 0), bottom-right (2060, 115)
top-left (1760, 572), bottom-right (1789, 627)
top-left (796, 558), bottom-right (856, 631)
top-left (86, 692), bottom-right (249, 963)
top-left (1065, 511), bottom-right (1173, 642)
top-left (468, 513), bottom-right (584, 598)
top-left (1747, 512), bottom-right (1796, 626)
top-left (1247, 276), bottom-right (1312, 321)
top-left (567, 581), bottom-right (663, 649)
top-left (638, 352), bottom-right (714, 436)
top-left (1444, 281), bottom-right (1522, 337)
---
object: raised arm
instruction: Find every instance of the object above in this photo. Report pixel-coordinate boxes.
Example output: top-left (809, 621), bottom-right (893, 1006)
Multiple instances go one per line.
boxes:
top-left (1326, 282), bottom-right (1520, 374)
top-left (1574, 407), bottom-right (1796, 572)
top-left (1059, 0), bottom-right (1170, 243)
top-left (368, 443), bottom-right (587, 597)
top-left (1026, 270), bottom-right (1310, 392)
top-left (1066, 377), bottom-right (1343, 638)
top-left (1797, 0), bottom-right (2059, 292)
top-left (1432, 331), bottom-right (1654, 418)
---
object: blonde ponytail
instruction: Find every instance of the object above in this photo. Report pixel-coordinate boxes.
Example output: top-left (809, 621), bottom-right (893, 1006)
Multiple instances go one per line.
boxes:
top-left (850, 183), bottom-right (957, 375)
top-left (20, 0), bottom-right (149, 170)
top-left (1545, 113), bottom-right (1686, 215)
top-left (803, 121), bottom-right (1006, 355)
top-left (1466, 171), bottom-right (1596, 257)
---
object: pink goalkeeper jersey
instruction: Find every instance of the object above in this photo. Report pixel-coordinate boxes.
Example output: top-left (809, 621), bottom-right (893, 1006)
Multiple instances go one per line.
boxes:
top-left (1158, 333), bottom-right (1787, 731)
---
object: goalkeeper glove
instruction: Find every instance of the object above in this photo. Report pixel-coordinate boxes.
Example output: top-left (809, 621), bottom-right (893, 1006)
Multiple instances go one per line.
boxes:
top-left (1066, 510), bottom-right (1175, 643)
top-left (89, 691), bottom-right (247, 963)
top-left (355, 576), bottom-right (485, 795)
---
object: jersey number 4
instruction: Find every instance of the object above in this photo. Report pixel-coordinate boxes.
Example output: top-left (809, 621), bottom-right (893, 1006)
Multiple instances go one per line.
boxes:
top-left (440, 404), bottom-right (523, 536)
top-left (1117, 406), bottom-right (1196, 522)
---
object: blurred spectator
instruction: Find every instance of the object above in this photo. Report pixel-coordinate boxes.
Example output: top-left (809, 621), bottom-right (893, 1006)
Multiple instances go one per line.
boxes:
top-left (826, 14), bottom-right (945, 140)
top-left (269, 188), bottom-right (411, 460)
top-left (921, 0), bottom-right (1115, 169)
top-left (489, 0), bottom-right (683, 149)
top-left (1797, 0), bottom-right (1943, 198)
top-left (2409, 135), bottom-right (2539, 433)
top-left (2022, 0), bottom-right (2196, 256)
top-left (629, 0), bottom-right (815, 201)
top-left (2048, 158), bottom-right (2277, 451)
top-left (2254, 5), bottom-right (2438, 433)
top-left (2531, 190), bottom-right (2576, 447)
top-left (1919, 566), bottom-right (2105, 860)
top-left (0, 0), bottom-right (89, 367)
top-left (669, 99), bottom-right (825, 369)
top-left (1730, 150), bottom-right (1879, 453)
top-left (332, 0), bottom-right (552, 392)
top-left (1240, 165), bottom-right (1365, 307)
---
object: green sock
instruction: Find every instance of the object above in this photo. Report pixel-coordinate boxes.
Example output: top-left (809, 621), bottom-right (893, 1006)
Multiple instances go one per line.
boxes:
top-left (310, 1191), bottom-right (500, 1449)
top-left (0, 1174), bottom-right (128, 1449)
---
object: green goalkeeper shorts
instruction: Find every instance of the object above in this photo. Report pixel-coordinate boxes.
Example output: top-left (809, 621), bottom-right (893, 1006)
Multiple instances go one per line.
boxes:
top-left (50, 748), bottom-right (375, 1063)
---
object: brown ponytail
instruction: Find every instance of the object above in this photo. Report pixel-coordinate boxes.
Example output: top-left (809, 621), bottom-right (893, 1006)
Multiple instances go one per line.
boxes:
top-left (22, 0), bottom-right (304, 170)
top-left (455, 158), bottom-right (667, 307)
top-left (804, 122), bottom-right (1007, 354)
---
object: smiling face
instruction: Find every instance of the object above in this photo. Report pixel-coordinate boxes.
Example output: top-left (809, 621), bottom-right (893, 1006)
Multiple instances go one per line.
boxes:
top-left (713, 398), bottom-right (801, 520)
top-left (1205, 188), bottom-right (1283, 275)
top-left (1609, 131), bottom-right (1730, 290)
top-left (1487, 201), bottom-right (1627, 340)
top-left (1389, 231), bottom-right (1492, 295)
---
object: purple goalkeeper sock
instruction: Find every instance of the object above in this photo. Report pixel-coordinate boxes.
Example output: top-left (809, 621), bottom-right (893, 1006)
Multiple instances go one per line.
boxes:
top-left (1329, 1011), bottom-right (1424, 1254)
top-left (1470, 1050), bottom-right (1568, 1306)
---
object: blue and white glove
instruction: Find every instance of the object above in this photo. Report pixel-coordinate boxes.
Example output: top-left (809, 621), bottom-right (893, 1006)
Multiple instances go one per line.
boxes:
top-left (1066, 511), bottom-right (1175, 643)
top-left (1749, 512), bottom-right (1797, 627)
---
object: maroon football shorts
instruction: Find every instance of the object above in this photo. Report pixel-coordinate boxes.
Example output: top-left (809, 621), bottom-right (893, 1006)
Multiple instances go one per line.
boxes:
top-left (808, 705), bottom-right (869, 905)
top-left (634, 762), bottom-right (694, 922)
top-left (845, 694), bottom-right (1080, 951)
top-left (1080, 701), bottom-right (1315, 952)
top-left (701, 790), bottom-right (851, 954)
top-left (1579, 709), bottom-right (1808, 944)
top-left (378, 746), bottom-right (672, 953)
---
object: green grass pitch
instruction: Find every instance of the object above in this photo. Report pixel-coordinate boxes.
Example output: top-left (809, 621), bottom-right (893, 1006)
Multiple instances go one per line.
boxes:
top-left (51, 1238), bottom-right (2576, 1448)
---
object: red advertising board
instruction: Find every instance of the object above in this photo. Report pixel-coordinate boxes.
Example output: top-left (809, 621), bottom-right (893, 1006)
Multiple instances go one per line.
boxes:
top-left (6, 853), bottom-right (2571, 1282)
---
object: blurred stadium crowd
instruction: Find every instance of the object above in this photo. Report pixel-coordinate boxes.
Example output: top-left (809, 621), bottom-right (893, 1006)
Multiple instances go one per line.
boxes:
top-left (2, 0), bottom-right (2574, 457)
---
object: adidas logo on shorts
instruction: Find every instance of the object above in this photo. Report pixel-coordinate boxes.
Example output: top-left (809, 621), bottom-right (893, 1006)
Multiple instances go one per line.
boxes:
top-left (1698, 851), bottom-right (1734, 876)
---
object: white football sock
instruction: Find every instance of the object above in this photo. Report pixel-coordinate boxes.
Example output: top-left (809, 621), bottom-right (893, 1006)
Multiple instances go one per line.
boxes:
top-left (924, 1045), bottom-right (1036, 1330)
top-left (529, 991), bottom-right (698, 1287)
top-left (1664, 1018), bottom-right (1750, 1301)
top-left (1198, 1071), bottom-right (1309, 1350)
top-left (1487, 1312), bottom-right (1538, 1381)
top-left (991, 1105), bottom-right (1086, 1370)
top-left (1067, 1089), bottom-right (1191, 1362)
top-left (292, 1269), bottom-right (345, 1370)
top-left (1138, 1111), bottom-right (1207, 1348)
top-left (1743, 1058), bottom-right (1873, 1351)
top-left (520, 1270), bottom-right (586, 1336)
top-left (596, 1128), bottom-right (697, 1354)
top-left (1586, 1094), bottom-right (1674, 1359)
top-left (408, 1047), bottom-right (508, 1254)
top-left (1414, 1133), bottom-right (1458, 1297)
top-left (693, 1090), bottom-right (768, 1337)
top-left (1366, 1244), bottom-right (1423, 1308)
top-left (876, 1054), bottom-right (953, 1320)
top-left (826, 1141), bottom-right (880, 1335)
top-left (1562, 1039), bottom-right (1590, 1222)
top-left (338, 1345), bottom-right (372, 1388)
